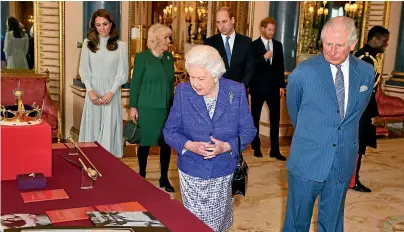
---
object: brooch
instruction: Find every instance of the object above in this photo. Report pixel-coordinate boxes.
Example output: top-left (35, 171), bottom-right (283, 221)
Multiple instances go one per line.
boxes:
top-left (229, 92), bottom-right (233, 104)
top-left (167, 56), bottom-right (170, 60)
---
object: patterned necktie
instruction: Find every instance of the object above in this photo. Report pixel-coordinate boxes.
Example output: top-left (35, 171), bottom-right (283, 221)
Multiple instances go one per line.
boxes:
top-left (335, 64), bottom-right (345, 120)
top-left (225, 36), bottom-right (231, 66)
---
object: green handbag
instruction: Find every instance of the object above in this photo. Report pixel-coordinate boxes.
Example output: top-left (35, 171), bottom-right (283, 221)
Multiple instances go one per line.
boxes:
top-left (123, 120), bottom-right (141, 144)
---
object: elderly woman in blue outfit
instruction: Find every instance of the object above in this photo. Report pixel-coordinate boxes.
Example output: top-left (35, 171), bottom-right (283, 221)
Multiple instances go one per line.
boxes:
top-left (163, 45), bottom-right (256, 231)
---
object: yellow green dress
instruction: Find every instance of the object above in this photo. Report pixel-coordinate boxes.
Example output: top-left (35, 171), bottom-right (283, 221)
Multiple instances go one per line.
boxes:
top-left (129, 50), bottom-right (174, 146)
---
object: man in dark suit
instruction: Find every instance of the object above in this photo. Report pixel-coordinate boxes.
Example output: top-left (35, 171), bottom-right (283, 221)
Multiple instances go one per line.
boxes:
top-left (350, 26), bottom-right (390, 193)
top-left (250, 17), bottom-right (286, 160)
top-left (204, 6), bottom-right (254, 89)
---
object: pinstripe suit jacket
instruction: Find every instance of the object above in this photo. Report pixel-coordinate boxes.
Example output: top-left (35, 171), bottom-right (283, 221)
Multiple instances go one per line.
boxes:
top-left (286, 54), bottom-right (374, 182)
top-left (163, 78), bottom-right (256, 179)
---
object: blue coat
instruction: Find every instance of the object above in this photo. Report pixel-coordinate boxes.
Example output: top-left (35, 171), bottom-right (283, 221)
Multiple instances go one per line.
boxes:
top-left (286, 54), bottom-right (374, 182)
top-left (163, 78), bottom-right (256, 179)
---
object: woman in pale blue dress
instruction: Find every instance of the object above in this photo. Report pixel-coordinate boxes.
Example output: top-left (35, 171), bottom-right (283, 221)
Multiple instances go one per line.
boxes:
top-left (79, 9), bottom-right (128, 157)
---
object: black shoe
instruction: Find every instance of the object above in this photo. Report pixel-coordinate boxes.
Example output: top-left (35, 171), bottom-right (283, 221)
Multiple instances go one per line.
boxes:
top-left (253, 149), bottom-right (263, 158)
top-left (269, 151), bottom-right (286, 161)
top-left (159, 178), bottom-right (175, 193)
top-left (351, 181), bottom-right (371, 192)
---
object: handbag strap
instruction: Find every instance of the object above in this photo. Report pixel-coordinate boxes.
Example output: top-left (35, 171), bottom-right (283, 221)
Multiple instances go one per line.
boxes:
top-left (237, 136), bottom-right (244, 162)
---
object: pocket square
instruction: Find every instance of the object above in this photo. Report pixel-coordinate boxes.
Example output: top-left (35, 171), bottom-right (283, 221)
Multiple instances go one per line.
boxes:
top-left (360, 85), bottom-right (368, 92)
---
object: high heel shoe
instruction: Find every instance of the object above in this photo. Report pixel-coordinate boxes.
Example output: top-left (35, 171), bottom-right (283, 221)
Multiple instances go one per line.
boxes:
top-left (159, 178), bottom-right (175, 193)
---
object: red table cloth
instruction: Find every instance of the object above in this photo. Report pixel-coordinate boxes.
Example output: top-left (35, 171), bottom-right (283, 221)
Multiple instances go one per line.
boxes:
top-left (1, 144), bottom-right (212, 232)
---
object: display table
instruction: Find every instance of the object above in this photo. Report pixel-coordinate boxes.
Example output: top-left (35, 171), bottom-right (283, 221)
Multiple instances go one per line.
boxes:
top-left (1, 121), bottom-right (52, 180)
top-left (1, 144), bottom-right (212, 232)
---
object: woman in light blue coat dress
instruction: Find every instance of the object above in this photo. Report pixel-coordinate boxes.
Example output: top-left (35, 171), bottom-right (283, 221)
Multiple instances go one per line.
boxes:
top-left (79, 9), bottom-right (128, 157)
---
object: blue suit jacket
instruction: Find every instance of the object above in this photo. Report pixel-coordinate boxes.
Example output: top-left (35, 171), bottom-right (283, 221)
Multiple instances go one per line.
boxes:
top-left (163, 78), bottom-right (256, 179)
top-left (286, 54), bottom-right (374, 182)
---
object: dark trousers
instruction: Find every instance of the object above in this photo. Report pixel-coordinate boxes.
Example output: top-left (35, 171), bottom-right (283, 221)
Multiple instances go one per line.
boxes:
top-left (250, 91), bottom-right (281, 152)
top-left (137, 141), bottom-right (171, 180)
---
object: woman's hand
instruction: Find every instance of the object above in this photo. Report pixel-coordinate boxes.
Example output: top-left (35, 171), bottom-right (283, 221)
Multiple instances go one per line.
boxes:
top-left (184, 141), bottom-right (213, 157)
top-left (130, 108), bottom-right (138, 121)
top-left (99, 91), bottom-right (114, 105)
top-left (88, 90), bottom-right (100, 105)
top-left (203, 136), bottom-right (231, 159)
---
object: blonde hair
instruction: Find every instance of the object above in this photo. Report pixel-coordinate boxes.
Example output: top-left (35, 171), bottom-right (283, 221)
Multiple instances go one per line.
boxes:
top-left (185, 45), bottom-right (226, 79)
top-left (147, 23), bottom-right (171, 50)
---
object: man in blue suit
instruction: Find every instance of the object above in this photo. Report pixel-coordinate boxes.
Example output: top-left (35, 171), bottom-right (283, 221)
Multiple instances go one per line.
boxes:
top-left (283, 16), bottom-right (374, 232)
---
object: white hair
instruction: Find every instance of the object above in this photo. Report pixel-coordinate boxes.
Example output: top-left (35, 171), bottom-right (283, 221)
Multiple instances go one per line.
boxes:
top-left (320, 16), bottom-right (357, 45)
top-left (185, 45), bottom-right (226, 79)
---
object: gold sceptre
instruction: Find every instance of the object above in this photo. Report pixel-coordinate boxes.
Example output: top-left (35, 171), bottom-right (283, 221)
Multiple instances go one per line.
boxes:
top-left (78, 158), bottom-right (98, 181)
top-left (69, 138), bottom-right (103, 178)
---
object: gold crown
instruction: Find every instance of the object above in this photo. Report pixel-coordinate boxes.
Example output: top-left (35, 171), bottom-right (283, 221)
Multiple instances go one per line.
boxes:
top-left (0, 81), bottom-right (43, 126)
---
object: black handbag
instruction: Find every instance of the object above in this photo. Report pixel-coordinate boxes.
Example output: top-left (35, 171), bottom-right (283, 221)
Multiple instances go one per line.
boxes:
top-left (123, 120), bottom-right (141, 144)
top-left (232, 136), bottom-right (249, 196)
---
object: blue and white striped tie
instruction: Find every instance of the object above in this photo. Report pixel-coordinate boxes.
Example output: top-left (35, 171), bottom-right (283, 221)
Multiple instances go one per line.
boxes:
top-left (335, 64), bottom-right (345, 120)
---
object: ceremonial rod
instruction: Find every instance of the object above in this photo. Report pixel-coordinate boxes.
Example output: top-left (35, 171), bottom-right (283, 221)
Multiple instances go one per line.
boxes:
top-left (69, 138), bottom-right (103, 177)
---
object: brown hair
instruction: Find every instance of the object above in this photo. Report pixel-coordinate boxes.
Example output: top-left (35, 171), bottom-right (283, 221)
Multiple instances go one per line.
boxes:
top-left (217, 6), bottom-right (235, 21)
top-left (86, 9), bottom-right (119, 53)
top-left (260, 17), bottom-right (276, 28)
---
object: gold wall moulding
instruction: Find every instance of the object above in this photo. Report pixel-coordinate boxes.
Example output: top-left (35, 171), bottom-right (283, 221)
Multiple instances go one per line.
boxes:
top-left (34, 1), bottom-right (65, 139)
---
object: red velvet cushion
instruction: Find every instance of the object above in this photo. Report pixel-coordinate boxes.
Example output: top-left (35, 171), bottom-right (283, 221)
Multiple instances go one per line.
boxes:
top-left (1, 78), bottom-right (46, 106)
top-left (376, 86), bottom-right (404, 117)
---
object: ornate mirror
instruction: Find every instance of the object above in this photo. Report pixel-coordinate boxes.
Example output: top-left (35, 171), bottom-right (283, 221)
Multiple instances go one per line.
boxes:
top-left (1, 1), bottom-right (65, 139)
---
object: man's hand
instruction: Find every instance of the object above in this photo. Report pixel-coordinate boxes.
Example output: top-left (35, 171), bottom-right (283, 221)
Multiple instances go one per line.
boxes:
top-left (280, 88), bottom-right (286, 97)
top-left (263, 50), bottom-right (273, 60)
top-left (88, 90), bottom-right (100, 105)
top-left (99, 91), bottom-right (114, 105)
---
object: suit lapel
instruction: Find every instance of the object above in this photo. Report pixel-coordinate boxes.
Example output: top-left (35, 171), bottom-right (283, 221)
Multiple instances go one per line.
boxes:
top-left (230, 34), bottom-right (240, 68)
top-left (345, 55), bottom-right (360, 118)
top-left (317, 54), bottom-right (338, 105)
top-left (189, 93), bottom-right (211, 125)
top-left (212, 79), bottom-right (230, 122)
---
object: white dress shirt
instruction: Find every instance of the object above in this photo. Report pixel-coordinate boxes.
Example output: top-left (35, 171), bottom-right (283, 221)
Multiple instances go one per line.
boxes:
top-left (260, 36), bottom-right (273, 64)
top-left (330, 57), bottom-right (349, 117)
top-left (221, 31), bottom-right (236, 54)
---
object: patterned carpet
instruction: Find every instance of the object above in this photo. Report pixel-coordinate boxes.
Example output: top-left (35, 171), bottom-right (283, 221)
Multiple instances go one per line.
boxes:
top-left (121, 136), bottom-right (404, 232)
